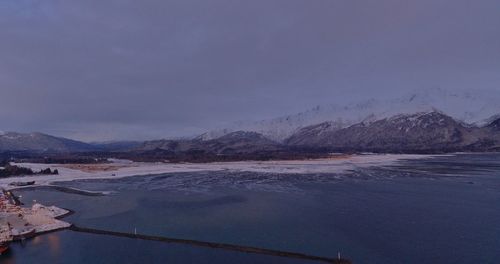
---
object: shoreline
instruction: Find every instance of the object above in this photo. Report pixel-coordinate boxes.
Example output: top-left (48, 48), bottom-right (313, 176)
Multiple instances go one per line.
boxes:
top-left (0, 153), bottom-right (442, 190)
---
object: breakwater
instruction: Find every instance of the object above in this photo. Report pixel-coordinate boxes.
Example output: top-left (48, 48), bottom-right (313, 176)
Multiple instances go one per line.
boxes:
top-left (69, 225), bottom-right (351, 264)
top-left (10, 185), bottom-right (106, 196)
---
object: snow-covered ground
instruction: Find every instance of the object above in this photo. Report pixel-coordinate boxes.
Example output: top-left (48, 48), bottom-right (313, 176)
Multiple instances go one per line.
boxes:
top-left (24, 204), bottom-right (71, 233)
top-left (0, 154), bottom-right (440, 189)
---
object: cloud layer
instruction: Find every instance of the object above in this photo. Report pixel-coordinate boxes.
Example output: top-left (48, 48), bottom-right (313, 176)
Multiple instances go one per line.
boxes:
top-left (1, 0), bottom-right (499, 141)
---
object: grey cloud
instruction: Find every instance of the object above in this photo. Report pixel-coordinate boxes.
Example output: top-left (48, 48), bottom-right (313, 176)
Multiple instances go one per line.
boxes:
top-left (1, 0), bottom-right (499, 141)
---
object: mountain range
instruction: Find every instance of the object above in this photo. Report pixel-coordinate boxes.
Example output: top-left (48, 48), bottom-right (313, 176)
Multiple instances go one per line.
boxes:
top-left (136, 111), bottom-right (500, 155)
top-left (2, 89), bottom-right (500, 156)
top-left (199, 88), bottom-right (500, 142)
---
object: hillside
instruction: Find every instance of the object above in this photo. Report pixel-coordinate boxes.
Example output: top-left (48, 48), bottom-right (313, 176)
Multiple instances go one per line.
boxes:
top-left (0, 132), bottom-right (96, 152)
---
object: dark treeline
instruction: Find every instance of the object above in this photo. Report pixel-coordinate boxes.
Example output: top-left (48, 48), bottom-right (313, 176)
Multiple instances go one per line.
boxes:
top-left (2, 149), bottom-right (334, 164)
top-left (111, 149), bottom-right (333, 163)
top-left (0, 163), bottom-right (59, 178)
top-left (0, 151), bottom-right (109, 164)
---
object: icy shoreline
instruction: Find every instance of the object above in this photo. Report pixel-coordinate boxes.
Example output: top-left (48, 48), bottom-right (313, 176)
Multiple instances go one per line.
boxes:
top-left (0, 154), bottom-right (440, 190)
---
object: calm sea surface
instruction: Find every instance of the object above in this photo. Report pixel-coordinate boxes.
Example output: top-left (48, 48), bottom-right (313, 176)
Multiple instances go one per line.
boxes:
top-left (3, 153), bottom-right (500, 263)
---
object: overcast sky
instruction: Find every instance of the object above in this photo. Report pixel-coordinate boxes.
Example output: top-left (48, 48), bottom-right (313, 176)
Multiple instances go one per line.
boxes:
top-left (1, 0), bottom-right (499, 141)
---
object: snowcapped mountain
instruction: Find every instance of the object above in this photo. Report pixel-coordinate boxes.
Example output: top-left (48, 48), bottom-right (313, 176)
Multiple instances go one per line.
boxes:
top-left (286, 111), bottom-right (490, 152)
top-left (141, 111), bottom-right (500, 155)
top-left (199, 88), bottom-right (500, 142)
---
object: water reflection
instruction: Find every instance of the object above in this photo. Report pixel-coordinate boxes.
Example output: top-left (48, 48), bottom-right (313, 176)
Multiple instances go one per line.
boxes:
top-left (47, 234), bottom-right (61, 256)
top-left (31, 235), bottom-right (41, 246)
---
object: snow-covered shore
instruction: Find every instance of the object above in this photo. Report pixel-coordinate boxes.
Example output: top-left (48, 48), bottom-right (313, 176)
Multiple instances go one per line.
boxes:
top-left (0, 154), bottom-right (439, 189)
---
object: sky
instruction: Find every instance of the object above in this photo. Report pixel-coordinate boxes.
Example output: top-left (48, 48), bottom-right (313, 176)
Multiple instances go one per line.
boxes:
top-left (1, 0), bottom-right (499, 141)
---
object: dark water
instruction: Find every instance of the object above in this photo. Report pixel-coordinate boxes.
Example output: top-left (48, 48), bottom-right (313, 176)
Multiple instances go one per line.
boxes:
top-left (3, 153), bottom-right (500, 263)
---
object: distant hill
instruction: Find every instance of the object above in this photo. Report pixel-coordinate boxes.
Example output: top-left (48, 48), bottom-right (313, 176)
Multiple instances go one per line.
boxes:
top-left (137, 131), bottom-right (282, 155)
top-left (0, 132), bottom-right (96, 152)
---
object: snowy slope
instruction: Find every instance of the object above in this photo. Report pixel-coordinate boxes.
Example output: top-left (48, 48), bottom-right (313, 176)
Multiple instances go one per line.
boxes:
top-left (198, 88), bottom-right (500, 142)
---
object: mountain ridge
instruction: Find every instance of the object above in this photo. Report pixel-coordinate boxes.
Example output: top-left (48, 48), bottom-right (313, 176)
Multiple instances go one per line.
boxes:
top-left (285, 111), bottom-right (493, 152)
top-left (2, 92), bottom-right (500, 156)
top-left (198, 89), bottom-right (500, 142)
top-left (136, 111), bottom-right (500, 155)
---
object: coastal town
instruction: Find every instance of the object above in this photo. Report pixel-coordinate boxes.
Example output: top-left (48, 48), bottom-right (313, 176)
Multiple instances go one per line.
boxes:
top-left (0, 188), bottom-right (71, 255)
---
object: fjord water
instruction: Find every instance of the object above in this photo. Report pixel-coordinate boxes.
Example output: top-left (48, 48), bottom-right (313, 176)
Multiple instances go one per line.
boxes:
top-left (5, 154), bottom-right (500, 263)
